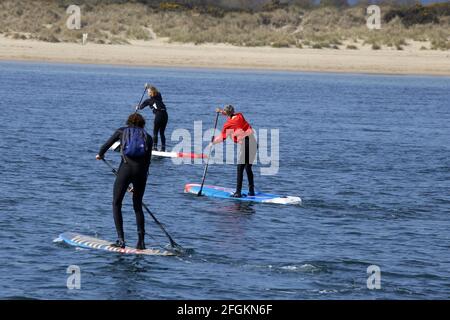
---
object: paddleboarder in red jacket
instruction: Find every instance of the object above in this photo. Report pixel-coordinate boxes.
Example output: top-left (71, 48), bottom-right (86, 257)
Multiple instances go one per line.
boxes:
top-left (210, 105), bottom-right (257, 198)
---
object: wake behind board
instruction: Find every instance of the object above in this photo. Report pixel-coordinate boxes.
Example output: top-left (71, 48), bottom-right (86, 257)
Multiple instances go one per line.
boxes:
top-left (59, 232), bottom-right (175, 256)
top-left (110, 141), bottom-right (206, 159)
top-left (184, 184), bottom-right (302, 205)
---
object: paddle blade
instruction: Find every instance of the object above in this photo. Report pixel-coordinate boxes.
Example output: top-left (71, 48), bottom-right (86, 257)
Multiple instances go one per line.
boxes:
top-left (166, 243), bottom-right (194, 256)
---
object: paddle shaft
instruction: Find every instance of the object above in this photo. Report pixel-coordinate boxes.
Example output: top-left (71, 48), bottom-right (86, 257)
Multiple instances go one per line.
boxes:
top-left (198, 111), bottom-right (220, 196)
top-left (101, 158), bottom-right (179, 248)
top-left (135, 83), bottom-right (149, 113)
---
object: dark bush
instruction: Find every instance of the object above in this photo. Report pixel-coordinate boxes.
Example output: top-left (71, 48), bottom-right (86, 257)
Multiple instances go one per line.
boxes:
top-left (37, 33), bottom-right (59, 43)
top-left (258, 13), bottom-right (272, 25)
top-left (193, 5), bottom-right (225, 18)
top-left (372, 43), bottom-right (381, 50)
top-left (428, 3), bottom-right (450, 17)
top-left (263, 0), bottom-right (288, 12)
top-left (384, 4), bottom-right (440, 27)
top-left (320, 0), bottom-right (349, 8)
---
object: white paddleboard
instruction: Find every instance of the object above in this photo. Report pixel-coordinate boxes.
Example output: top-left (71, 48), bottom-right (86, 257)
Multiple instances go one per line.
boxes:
top-left (110, 141), bottom-right (206, 159)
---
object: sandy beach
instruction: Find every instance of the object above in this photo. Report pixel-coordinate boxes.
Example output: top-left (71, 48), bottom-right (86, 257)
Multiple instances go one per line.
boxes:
top-left (1, 36), bottom-right (449, 75)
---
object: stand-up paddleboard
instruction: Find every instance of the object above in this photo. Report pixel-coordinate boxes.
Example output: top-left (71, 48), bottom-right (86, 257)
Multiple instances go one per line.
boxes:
top-left (59, 232), bottom-right (175, 256)
top-left (110, 141), bottom-right (206, 159)
top-left (184, 184), bottom-right (302, 205)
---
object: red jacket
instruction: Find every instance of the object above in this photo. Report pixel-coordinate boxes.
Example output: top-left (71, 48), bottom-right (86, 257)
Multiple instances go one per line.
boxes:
top-left (213, 113), bottom-right (253, 144)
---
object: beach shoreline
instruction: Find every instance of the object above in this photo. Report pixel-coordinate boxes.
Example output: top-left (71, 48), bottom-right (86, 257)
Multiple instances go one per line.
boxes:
top-left (1, 36), bottom-right (449, 76)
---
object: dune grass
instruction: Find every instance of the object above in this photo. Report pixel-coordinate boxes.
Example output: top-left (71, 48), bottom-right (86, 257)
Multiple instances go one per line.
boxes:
top-left (0, 1), bottom-right (448, 50)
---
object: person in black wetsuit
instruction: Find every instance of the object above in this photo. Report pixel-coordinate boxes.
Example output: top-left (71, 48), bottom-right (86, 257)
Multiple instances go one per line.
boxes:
top-left (96, 113), bottom-right (153, 250)
top-left (137, 86), bottom-right (168, 151)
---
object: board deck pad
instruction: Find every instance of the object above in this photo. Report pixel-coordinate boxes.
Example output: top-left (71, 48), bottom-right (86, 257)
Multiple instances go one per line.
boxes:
top-left (59, 232), bottom-right (175, 256)
top-left (110, 141), bottom-right (206, 159)
top-left (184, 184), bottom-right (302, 205)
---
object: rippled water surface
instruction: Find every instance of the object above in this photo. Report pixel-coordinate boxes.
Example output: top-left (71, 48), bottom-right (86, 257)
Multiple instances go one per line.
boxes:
top-left (0, 61), bottom-right (449, 299)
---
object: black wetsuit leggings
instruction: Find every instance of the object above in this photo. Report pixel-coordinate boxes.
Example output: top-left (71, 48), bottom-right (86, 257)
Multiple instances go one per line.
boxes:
top-left (236, 136), bottom-right (255, 194)
top-left (153, 111), bottom-right (168, 148)
top-left (237, 164), bottom-right (254, 194)
top-left (112, 163), bottom-right (148, 240)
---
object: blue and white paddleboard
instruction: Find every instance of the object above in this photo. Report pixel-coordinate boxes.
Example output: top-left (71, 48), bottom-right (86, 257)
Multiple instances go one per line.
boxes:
top-left (58, 232), bottom-right (174, 256)
top-left (184, 184), bottom-right (302, 205)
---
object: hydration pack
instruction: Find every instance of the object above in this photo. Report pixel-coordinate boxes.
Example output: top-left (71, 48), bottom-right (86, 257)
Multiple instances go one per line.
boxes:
top-left (121, 127), bottom-right (148, 161)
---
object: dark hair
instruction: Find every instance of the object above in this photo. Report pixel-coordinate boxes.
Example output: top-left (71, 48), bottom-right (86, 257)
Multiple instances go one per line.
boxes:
top-left (224, 105), bottom-right (235, 117)
top-left (126, 113), bottom-right (146, 128)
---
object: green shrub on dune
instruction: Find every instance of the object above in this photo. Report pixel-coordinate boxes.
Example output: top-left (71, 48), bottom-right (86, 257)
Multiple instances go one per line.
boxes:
top-left (0, 0), bottom-right (448, 51)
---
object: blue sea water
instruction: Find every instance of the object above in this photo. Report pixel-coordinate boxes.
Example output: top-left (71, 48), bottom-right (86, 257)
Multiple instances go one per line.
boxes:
top-left (0, 61), bottom-right (449, 300)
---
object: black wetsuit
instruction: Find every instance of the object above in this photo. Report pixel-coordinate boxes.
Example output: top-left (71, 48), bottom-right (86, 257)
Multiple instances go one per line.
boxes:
top-left (98, 127), bottom-right (153, 242)
top-left (138, 93), bottom-right (168, 150)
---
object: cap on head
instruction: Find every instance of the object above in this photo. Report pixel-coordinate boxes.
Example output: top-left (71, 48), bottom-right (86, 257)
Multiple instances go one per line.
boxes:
top-left (224, 105), bottom-right (235, 117)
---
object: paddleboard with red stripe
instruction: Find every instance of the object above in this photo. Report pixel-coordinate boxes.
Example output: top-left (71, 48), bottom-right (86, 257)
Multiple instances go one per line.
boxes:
top-left (58, 232), bottom-right (175, 256)
top-left (110, 141), bottom-right (206, 159)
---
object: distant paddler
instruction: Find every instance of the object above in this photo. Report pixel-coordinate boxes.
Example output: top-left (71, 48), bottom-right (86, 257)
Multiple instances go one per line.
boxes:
top-left (209, 105), bottom-right (257, 198)
top-left (136, 86), bottom-right (168, 152)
